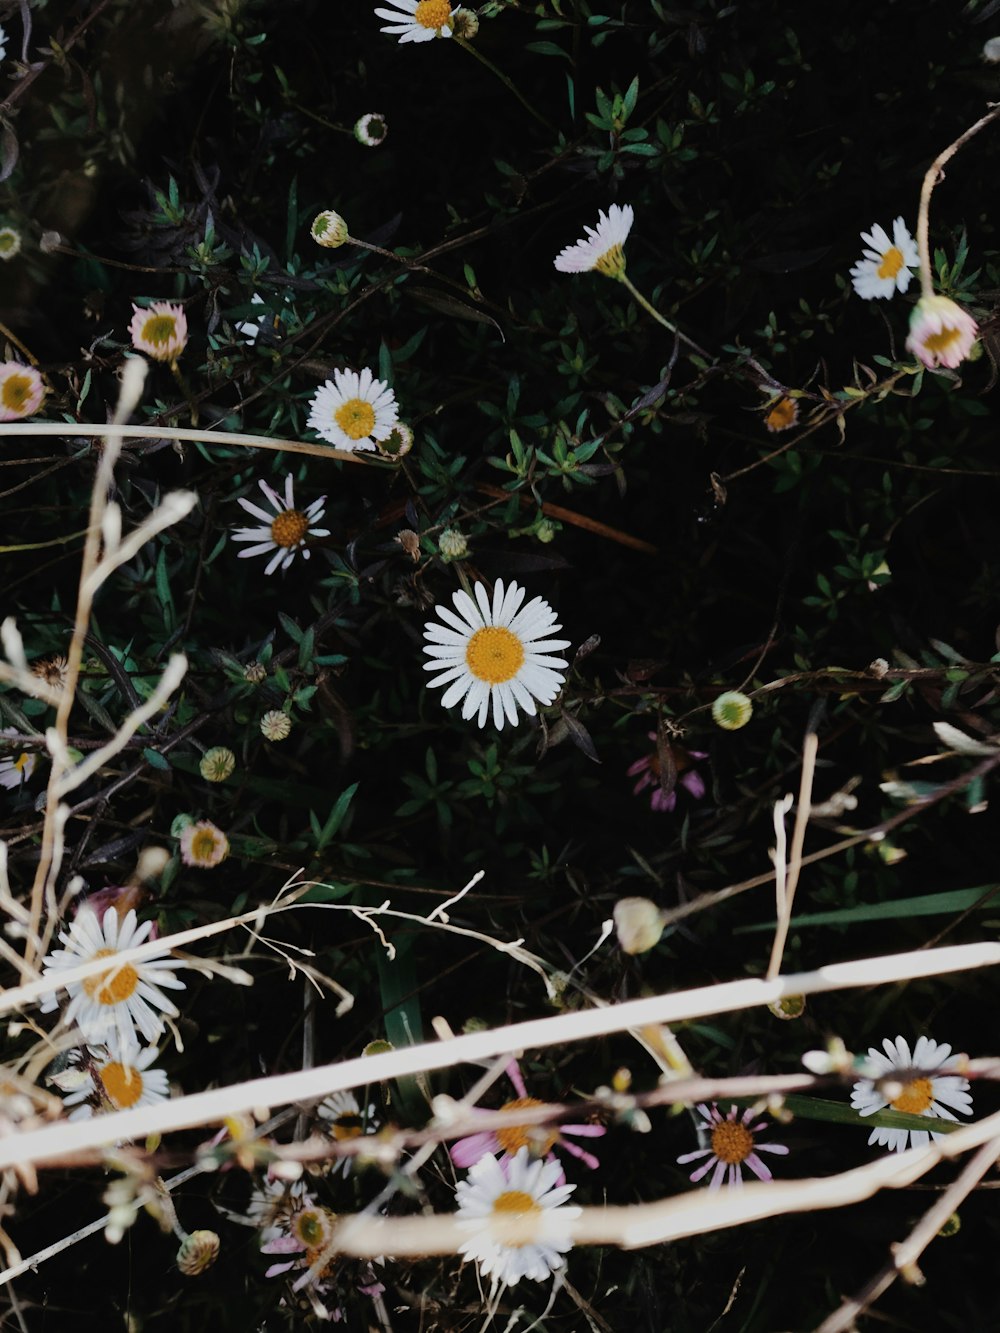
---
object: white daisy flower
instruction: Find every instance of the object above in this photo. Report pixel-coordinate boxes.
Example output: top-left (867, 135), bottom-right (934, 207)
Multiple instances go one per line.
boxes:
top-left (307, 367), bottom-right (399, 452)
top-left (422, 578), bottom-right (570, 730)
top-left (850, 1035), bottom-right (973, 1152)
top-left (375, 0), bottom-right (456, 44)
top-left (553, 204), bottom-right (634, 278)
top-left (38, 907), bottom-right (187, 1047)
top-left (231, 473), bottom-right (330, 575)
top-left (455, 1148), bottom-right (580, 1288)
top-left (849, 218), bottom-right (920, 300)
top-left (0, 727), bottom-right (36, 789)
top-left (317, 1089), bottom-right (380, 1176)
top-left (56, 1038), bottom-right (170, 1119)
top-left (0, 26), bottom-right (8, 64)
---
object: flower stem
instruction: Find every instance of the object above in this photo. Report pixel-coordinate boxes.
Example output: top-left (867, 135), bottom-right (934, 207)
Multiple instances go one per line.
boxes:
top-left (617, 272), bottom-right (711, 359)
top-left (916, 103), bottom-right (1000, 299)
top-left (454, 36), bottom-right (555, 134)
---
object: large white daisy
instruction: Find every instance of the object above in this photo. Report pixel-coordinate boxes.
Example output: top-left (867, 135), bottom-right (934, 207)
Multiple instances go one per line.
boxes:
top-left (56, 1038), bottom-right (170, 1119)
top-left (455, 1148), bottom-right (580, 1288)
top-left (849, 217), bottom-right (919, 300)
top-left (850, 1035), bottom-right (973, 1152)
top-left (231, 474), bottom-right (330, 575)
top-left (422, 579), bottom-right (570, 730)
top-left (307, 367), bottom-right (399, 452)
top-left (375, 0), bottom-right (456, 43)
top-left (39, 907), bottom-right (187, 1047)
top-left (553, 204), bottom-right (634, 278)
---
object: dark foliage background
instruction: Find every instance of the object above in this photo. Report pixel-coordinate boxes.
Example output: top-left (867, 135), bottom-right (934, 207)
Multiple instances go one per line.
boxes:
top-left (1, 0), bottom-right (999, 1327)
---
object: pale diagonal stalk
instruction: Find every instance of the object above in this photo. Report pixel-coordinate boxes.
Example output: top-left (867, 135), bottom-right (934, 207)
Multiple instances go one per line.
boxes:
top-left (916, 103), bottom-right (1000, 299)
top-left (454, 36), bottom-right (555, 133)
top-left (616, 271), bottom-right (712, 358)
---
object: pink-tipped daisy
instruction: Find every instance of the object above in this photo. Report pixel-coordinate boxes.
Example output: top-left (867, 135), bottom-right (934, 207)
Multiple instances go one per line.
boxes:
top-left (677, 1103), bottom-right (789, 1189)
top-left (375, 0), bottom-right (456, 43)
top-left (627, 734), bottom-right (707, 813)
top-left (850, 1035), bottom-right (973, 1152)
top-left (905, 294), bottom-right (979, 371)
top-left (178, 819), bottom-right (229, 869)
top-left (849, 218), bottom-right (919, 300)
top-left (231, 473), bottom-right (330, 575)
top-left (128, 301), bottom-right (188, 363)
top-left (0, 362), bottom-right (46, 421)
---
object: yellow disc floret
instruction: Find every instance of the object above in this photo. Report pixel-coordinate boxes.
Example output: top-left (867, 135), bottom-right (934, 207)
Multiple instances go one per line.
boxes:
top-left (334, 398), bottom-right (376, 441)
top-left (270, 509), bottom-right (310, 549)
top-left (141, 315), bottom-right (179, 349)
top-left (891, 1077), bottom-right (934, 1115)
top-left (876, 247), bottom-right (904, 280)
top-left (496, 1097), bottom-right (559, 1155)
top-left (1, 374), bottom-right (33, 414)
top-left (101, 1061), bottom-right (144, 1109)
top-left (83, 949), bottom-right (139, 1005)
top-left (710, 1119), bottom-right (754, 1165)
top-left (415, 0), bottom-right (452, 28)
top-left (465, 626), bottom-right (525, 685)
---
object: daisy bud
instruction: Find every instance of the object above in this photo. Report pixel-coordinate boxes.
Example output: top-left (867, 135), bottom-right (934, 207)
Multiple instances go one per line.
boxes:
top-left (938, 1212), bottom-right (961, 1237)
top-left (310, 210), bottom-right (349, 249)
top-left (0, 226), bottom-right (21, 261)
top-left (712, 690), bottom-right (753, 730)
top-left (244, 660), bottom-right (267, 684)
top-left (613, 897), bottom-right (666, 954)
top-left (199, 747), bottom-right (236, 783)
top-left (260, 709), bottom-right (292, 741)
top-left (354, 113), bottom-right (388, 148)
top-left (905, 293), bottom-right (978, 371)
top-left (982, 36), bottom-right (1000, 62)
top-left (377, 421), bottom-right (414, 458)
top-left (453, 7), bottom-right (479, 37)
top-left (176, 1229), bottom-right (221, 1276)
top-left (438, 528), bottom-right (468, 561)
top-left (768, 994), bottom-right (806, 1020)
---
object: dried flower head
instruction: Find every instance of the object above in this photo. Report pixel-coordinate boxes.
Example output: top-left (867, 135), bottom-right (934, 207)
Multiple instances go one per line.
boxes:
top-left (128, 301), bottom-right (188, 363)
top-left (30, 654), bottom-right (69, 699)
top-left (177, 1229), bottom-right (221, 1276)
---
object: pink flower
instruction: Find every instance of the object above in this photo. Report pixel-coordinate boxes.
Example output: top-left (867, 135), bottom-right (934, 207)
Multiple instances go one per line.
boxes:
top-left (627, 733), bottom-right (707, 813)
top-left (677, 1103), bottom-right (789, 1189)
top-left (128, 301), bottom-right (188, 363)
top-left (449, 1060), bottom-right (604, 1181)
top-left (0, 362), bottom-right (45, 421)
top-left (905, 294), bottom-right (978, 370)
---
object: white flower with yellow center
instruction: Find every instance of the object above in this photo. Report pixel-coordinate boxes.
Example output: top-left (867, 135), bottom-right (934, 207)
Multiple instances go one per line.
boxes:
top-left (850, 1035), bottom-right (973, 1152)
top-left (0, 727), bottom-right (37, 789)
top-left (849, 218), bottom-right (919, 300)
top-left (38, 907), bottom-right (186, 1047)
top-left (375, 0), bottom-right (456, 43)
top-left (57, 1038), bottom-right (170, 1119)
top-left (307, 367), bottom-right (399, 452)
top-left (178, 818), bottom-right (230, 869)
top-left (553, 204), bottom-right (634, 278)
top-left (0, 361), bottom-right (46, 422)
top-left (232, 474), bottom-right (330, 575)
top-left (317, 1089), bottom-right (380, 1176)
top-left (455, 1148), bottom-right (580, 1288)
top-left (422, 579), bottom-right (570, 730)
top-left (0, 226), bottom-right (21, 260)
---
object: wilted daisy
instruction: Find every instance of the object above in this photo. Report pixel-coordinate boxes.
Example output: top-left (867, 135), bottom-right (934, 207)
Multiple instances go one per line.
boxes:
top-left (375, 0), bottom-right (456, 43)
top-left (307, 368), bottom-right (399, 452)
top-left (554, 204), bottom-right (634, 278)
top-left (128, 301), bottom-right (188, 363)
top-left (0, 362), bottom-right (46, 421)
top-left (849, 218), bottom-right (919, 299)
top-left (38, 906), bottom-right (186, 1047)
top-left (677, 1103), bottom-right (789, 1189)
top-left (450, 1060), bottom-right (603, 1177)
top-left (354, 113), bottom-right (388, 147)
top-left (850, 1035), bottom-right (973, 1153)
top-left (423, 579), bottom-right (570, 730)
top-left (905, 294), bottom-right (978, 371)
top-left (55, 1039), bottom-right (170, 1119)
top-left (178, 819), bottom-right (229, 869)
top-left (0, 728), bottom-right (36, 789)
top-left (627, 734), bottom-right (708, 814)
top-left (455, 1148), bottom-right (580, 1288)
top-left (30, 653), bottom-right (69, 699)
top-left (317, 1090), bottom-right (380, 1176)
top-left (232, 474), bottom-right (330, 575)
top-left (0, 226), bottom-right (21, 260)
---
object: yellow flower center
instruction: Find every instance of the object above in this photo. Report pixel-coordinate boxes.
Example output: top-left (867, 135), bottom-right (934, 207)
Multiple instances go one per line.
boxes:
top-left (891, 1077), bottom-right (934, 1115)
top-left (270, 509), bottom-right (310, 549)
top-left (142, 315), bottom-right (178, 347)
top-left (710, 1120), bottom-right (754, 1165)
top-left (491, 1189), bottom-right (542, 1247)
top-left (594, 243), bottom-right (626, 279)
top-left (877, 246), bottom-right (905, 280)
top-left (0, 232), bottom-right (16, 254)
top-left (82, 949), bottom-right (139, 1006)
top-left (190, 828), bottom-right (224, 863)
top-left (922, 327), bottom-right (962, 356)
top-left (415, 0), bottom-right (451, 28)
top-left (496, 1097), bottom-right (559, 1155)
top-left (13, 752), bottom-right (31, 775)
top-left (465, 626), bottom-right (525, 685)
top-left (765, 397), bottom-right (798, 432)
top-left (101, 1061), bottom-right (144, 1109)
top-left (334, 397), bottom-right (376, 441)
top-left (329, 1113), bottom-right (363, 1141)
top-left (1, 374), bottom-right (33, 413)
top-left (294, 1208), bottom-right (332, 1248)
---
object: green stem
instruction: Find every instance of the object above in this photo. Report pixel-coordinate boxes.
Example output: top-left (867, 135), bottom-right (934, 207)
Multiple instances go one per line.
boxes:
top-left (617, 272), bottom-right (711, 359)
top-left (455, 36), bottom-right (556, 133)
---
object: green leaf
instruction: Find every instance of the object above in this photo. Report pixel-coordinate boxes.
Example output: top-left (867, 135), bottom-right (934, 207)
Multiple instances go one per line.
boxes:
top-left (781, 1094), bottom-right (961, 1135)
top-left (735, 884), bottom-right (1000, 932)
top-left (310, 782), bottom-right (359, 854)
top-left (143, 747), bottom-right (171, 771)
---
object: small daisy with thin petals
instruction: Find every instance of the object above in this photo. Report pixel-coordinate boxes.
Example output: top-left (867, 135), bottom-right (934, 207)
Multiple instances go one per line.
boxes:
top-left (455, 1148), bottom-right (580, 1288)
top-left (0, 727), bottom-right (36, 789)
top-left (0, 362), bottom-right (46, 422)
top-left (554, 204), bottom-right (634, 278)
top-left (850, 1035), bottom-right (973, 1153)
top-left (38, 907), bottom-right (186, 1047)
top-left (450, 1060), bottom-right (603, 1179)
top-left (375, 0), bottom-right (456, 44)
top-left (317, 1090), bottom-right (380, 1176)
top-left (232, 473), bottom-right (331, 575)
top-left (905, 294), bottom-right (979, 371)
top-left (677, 1103), bottom-right (789, 1189)
top-left (307, 367), bottom-right (399, 452)
top-left (178, 819), bottom-right (229, 869)
top-left (423, 579), bottom-right (570, 730)
top-left (849, 218), bottom-right (920, 300)
top-left (128, 301), bottom-right (188, 363)
top-left (55, 1038), bottom-right (170, 1120)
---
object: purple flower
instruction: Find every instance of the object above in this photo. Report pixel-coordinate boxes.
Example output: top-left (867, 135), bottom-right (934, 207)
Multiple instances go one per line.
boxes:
top-left (677, 1103), bottom-right (789, 1189)
top-left (627, 733), bottom-right (707, 812)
